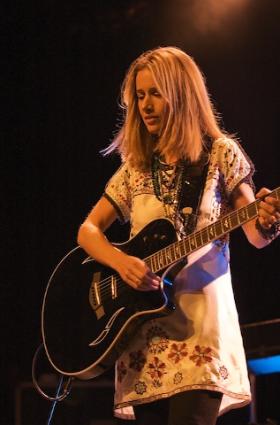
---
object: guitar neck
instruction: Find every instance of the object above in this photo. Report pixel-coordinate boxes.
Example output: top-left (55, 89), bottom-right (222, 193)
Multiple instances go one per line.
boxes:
top-left (145, 187), bottom-right (280, 274)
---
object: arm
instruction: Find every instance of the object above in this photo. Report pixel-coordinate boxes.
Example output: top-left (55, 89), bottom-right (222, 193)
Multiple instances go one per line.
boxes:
top-left (77, 196), bottom-right (160, 291)
top-left (232, 183), bottom-right (280, 248)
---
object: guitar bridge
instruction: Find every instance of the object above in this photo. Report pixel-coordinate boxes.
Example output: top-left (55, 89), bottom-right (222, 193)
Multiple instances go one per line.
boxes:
top-left (89, 272), bottom-right (104, 319)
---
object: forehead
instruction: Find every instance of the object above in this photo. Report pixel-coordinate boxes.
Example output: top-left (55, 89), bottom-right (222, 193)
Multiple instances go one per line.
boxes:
top-left (135, 68), bottom-right (158, 90)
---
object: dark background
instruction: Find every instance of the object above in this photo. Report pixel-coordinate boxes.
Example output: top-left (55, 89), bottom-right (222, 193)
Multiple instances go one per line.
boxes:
top-left (3, 0), bottom-right (280, 424)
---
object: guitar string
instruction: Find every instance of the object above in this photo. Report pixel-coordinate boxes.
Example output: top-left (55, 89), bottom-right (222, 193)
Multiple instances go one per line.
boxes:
top-left (95, 190), bottom-right (279, 301)
top-left (95, 199), bottom-right (261, 300)
top-left (99, 202), bottom-right (254, 296)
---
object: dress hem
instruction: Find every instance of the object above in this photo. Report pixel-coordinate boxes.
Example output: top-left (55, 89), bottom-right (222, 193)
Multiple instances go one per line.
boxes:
top-left (114, 383), bottom-right (251, 416)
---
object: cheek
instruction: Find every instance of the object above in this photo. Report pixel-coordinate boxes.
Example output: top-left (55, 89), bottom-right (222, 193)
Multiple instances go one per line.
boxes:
top-left (159, 100), bottom-right (169, 116)
top-left (161, 103), bottom-right (169, 123)
top-left (137, 103), bottom-right (143, 119)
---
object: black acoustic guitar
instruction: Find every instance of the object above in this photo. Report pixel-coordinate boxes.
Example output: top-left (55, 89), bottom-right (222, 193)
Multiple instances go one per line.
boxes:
top-left (42, 187), bottom-right (279, 380)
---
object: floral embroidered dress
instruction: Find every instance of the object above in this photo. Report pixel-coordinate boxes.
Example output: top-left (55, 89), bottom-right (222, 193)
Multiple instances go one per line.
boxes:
top-left (104, 138), bottom-right (253, 418)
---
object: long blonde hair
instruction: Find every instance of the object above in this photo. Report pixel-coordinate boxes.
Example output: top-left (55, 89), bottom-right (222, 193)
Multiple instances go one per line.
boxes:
top-left (104, 46), bottom-right (226, 169)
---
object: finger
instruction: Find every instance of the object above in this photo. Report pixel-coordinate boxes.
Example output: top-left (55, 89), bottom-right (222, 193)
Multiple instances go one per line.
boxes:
top-left (261, 196), bottom-right (280, 210)
top-left (134, 274), bottom-right (160, 291)
top-left (258, 216), bottom-right (273, 229)
top-left (259, 200), bottom-right (277, 216)
top-left (258, 213), bottom-right (278, 229)
top-left (143, 278), bottom-right (161, 291)
top-left (131, 275), bottom-right (155, 290)
top-left (146, 270), bottom-right (161, 281)
top-left (136, 282), bottom-right (158, 292)
top-left (259, 198), bottom-right (280, 225)
top-left (256, 187), bottom-right (271, 199)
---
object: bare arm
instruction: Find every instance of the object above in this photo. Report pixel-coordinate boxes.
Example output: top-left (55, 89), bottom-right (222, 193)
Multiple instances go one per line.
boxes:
top-left (77, 196), bottom-right (160, 291)
top-left (232, 183), bottom-right (280, 248)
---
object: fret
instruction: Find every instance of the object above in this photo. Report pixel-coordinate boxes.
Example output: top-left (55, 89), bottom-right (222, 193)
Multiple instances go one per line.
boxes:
top-left (230, 212), bottom-right (239, 228)
top-left (221, 216), bottom-right (230, 233)
top-left (214, 220), bottom-right (223, 237)
top-left (165, 247), bottom-right (173, 263)
top-left (146, 257), bottom-right (153, 273)
top-left (201, 229), bottom-right (209, 244)
top-left (195, 232), bottom-right (202, 248)
top-left (238, 207), bottom-right (248, 223)
top-left (180, 241), bottom-right (187, 257)
top-left (207, 224), bottom-right (216, 240)
top-left (153, 255), bottom-right (158, 272)
top-left (247, 202), bottom-right (258, 219)
top-left (183, 237), bottom-right (191, 255)
top-left (150, 255), bottom-right (156, 273)
top-left (159, 252), bottom-right (165, 268)
top-left (154, 253), bottom-right (160, 271)
top-left (175, 244), bottom-right (181, 260)
top-left (171, 244), bottom-right (177, 261)
top-left (189, 235), bottom-right (197, 250)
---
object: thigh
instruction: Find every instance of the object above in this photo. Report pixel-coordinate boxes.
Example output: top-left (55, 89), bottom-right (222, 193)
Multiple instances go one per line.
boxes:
top-left (168, 390), bottom-right (222, 425)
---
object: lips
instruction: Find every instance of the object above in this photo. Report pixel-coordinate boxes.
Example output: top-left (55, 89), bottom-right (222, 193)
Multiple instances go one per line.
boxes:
top-left (145, 116), bottom-right (159, 123)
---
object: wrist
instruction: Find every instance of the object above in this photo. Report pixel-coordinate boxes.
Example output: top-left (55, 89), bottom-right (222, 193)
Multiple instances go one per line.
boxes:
top-left (255, 217), bottom-right (280, 241)
top-left (110, 248), bottom-right (128, 271)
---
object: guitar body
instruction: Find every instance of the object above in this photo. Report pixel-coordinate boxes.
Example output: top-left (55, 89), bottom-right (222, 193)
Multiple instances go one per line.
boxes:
top-left (42, 219), bottom-right (179, 380)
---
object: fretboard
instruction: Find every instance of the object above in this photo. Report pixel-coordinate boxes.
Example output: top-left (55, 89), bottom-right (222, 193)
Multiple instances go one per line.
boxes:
top-left (145, 187), bottom-right (280, 273)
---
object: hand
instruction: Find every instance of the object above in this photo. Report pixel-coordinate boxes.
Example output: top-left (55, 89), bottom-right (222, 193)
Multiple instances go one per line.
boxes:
top-left (114, 252), bottom-right (161, 291)
top-left (256, 187), bottom-right (280, 229)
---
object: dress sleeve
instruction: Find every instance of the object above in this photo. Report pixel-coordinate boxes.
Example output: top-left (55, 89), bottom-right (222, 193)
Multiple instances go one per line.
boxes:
top-left (217, 138), bottom-right (255, 197)
top-left (104, 163), bottom-right (131, 223)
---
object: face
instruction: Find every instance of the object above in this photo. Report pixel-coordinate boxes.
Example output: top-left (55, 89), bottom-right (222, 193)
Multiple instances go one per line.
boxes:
top-left (135, 68), bottom-right (167, 136)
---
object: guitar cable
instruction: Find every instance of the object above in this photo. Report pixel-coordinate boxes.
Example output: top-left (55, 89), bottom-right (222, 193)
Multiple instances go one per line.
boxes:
top-left (32, 343), bottom-right (74, 424)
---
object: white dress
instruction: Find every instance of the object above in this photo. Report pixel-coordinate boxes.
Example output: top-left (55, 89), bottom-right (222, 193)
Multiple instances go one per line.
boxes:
top-left (104, 138), bottom-right (254, 418)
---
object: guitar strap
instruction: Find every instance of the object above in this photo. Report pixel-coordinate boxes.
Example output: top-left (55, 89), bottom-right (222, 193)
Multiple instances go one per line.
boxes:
top-left (179, 139), bottom-right (213, 235)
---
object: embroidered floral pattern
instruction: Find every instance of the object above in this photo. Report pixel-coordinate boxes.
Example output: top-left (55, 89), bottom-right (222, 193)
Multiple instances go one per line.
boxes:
top-left (190, 345), bottom-right (213, 367)
top-left (135, 380), bottom-right (147, 395)
top-left (117, 361), bottom-right (127, 383)
top-left (152, 379), bottom-right (163, 388)
top-left (168, 343), bottom-right (188, 363)
top-left (173, 372), bottom-right (183, 385)
top-left (129, 350), bottom-right (146, 372)
top-left (133, 173), bottom-right (154, 196)
top-left (147, 356), bottom-right (167, 380)
top-left (146, 326), bottom-right (169, 354)
top-left (219, 365), bottom-right (229, 380)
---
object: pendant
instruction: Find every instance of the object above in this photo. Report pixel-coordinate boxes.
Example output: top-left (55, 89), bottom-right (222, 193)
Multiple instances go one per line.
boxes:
top-left (163, 194), bottom-right (172, 204)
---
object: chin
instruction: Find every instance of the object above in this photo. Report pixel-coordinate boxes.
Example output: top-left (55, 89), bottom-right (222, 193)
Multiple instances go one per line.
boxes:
top-left (147, 127), bottom-right (160, 136)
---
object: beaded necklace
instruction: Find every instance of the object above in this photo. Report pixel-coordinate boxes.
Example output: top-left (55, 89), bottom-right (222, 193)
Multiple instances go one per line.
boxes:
top-left (151, 154), bottom-right (187, 222)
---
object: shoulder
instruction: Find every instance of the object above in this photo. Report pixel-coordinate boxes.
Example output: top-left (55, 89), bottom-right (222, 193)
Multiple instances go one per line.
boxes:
top-left (212, 136), bottom-right (239, 154)
top-left (211, 137), bottom-right (252, 165)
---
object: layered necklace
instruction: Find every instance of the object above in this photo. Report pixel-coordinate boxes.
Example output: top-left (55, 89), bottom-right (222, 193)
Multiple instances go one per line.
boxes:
top-left (152, 154), bottom-right (187, 223)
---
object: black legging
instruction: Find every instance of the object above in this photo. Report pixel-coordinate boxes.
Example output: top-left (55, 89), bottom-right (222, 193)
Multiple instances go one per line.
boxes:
top-left (116, 390), bottom-right (222, 425)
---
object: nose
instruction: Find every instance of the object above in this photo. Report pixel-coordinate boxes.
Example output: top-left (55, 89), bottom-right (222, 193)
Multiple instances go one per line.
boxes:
top-left (142, 95), bottom-right (154, 113)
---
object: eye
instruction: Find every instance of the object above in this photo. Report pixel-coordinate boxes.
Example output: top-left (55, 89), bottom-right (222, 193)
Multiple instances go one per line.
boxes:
top-left (152, 89), bottom-right (161, 97)
top-left (136, 90), bottom-right (145, 100)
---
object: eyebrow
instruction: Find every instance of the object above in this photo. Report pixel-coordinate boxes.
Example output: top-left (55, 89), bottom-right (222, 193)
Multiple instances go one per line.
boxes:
top-left (136, 87), bottom-right (159, 93)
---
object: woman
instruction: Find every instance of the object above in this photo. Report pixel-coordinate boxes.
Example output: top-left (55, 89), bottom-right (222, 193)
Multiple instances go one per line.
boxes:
top-left (78, 47), bottom-right (280, 425)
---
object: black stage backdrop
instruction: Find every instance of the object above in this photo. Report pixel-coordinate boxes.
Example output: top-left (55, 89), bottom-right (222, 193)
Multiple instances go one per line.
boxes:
top-left (3, 1), bottom-right (280, 424)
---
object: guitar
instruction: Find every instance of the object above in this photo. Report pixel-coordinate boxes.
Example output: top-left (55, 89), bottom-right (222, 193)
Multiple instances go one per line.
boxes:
top-left (42, 187), bottom-right (279, 380)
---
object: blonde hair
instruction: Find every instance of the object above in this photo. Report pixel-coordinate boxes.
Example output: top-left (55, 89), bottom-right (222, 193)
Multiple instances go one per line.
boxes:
top-left (103, 46), bottom-right (226, 169)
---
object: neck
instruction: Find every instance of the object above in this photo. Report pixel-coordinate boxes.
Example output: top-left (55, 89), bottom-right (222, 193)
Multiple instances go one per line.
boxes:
top-left (162, 154), bottom-right (178, 165)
